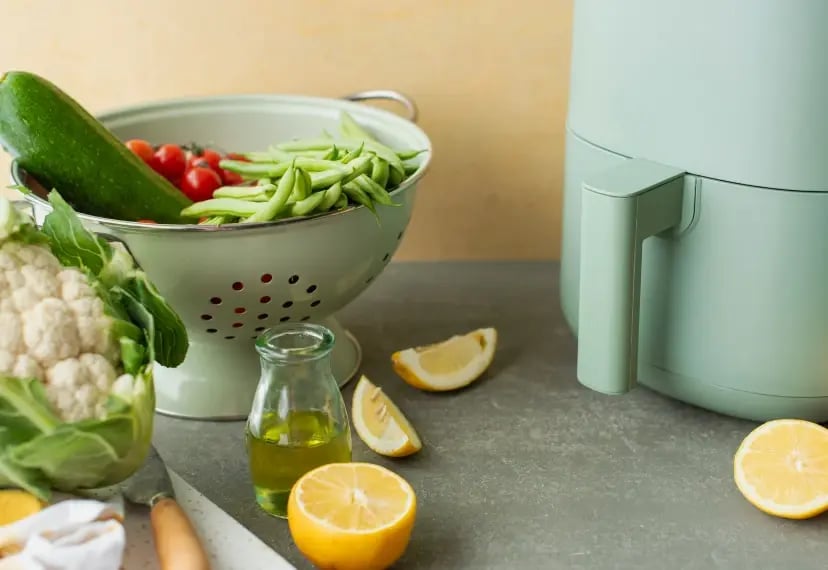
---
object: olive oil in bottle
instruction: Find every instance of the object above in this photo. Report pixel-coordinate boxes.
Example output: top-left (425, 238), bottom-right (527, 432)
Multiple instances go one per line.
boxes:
top-left (245, 323), bottom-right (352, 518)
top-left (246, 409), bottom-right (351, 516)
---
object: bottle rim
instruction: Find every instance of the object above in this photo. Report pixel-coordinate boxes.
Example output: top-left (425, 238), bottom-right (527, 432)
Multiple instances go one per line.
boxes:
top-left (255, 322), bottom-right (336, 362)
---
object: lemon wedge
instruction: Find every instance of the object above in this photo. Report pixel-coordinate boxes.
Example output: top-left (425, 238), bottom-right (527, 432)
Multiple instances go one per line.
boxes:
top-left (734, 418), bottom-right (828, 519)
top-left (391, 327), bottom-right (497, 391)
top-left (0, 489), bottom-right (43, 526)
top-left (287, 462), bottom-right (417, 570)
top-left (352, 375), bottom-right (422, 458)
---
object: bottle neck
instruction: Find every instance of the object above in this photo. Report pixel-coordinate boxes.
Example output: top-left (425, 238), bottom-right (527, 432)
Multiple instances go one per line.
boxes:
top-left (258, 353), bottom-right (333, 388)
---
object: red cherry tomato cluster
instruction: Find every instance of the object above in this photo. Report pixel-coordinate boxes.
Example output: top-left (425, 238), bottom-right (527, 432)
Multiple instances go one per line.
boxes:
top-left (124, 139), bottom-right (247, 203)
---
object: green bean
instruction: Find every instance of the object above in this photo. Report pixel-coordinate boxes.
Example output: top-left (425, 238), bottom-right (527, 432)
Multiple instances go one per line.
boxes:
top-left (334, 194), bottom-right (348, 210)
top-left (219, 159), bottom-right (286, 178)
top-left (370, 157), bottom-right (389, 188)
top-left (290, 167), bottom-right (312, 202)
top-left (244, 150), bottom-right (289, 163)
top-left (340, 111), bottom-right (376, 142)
top-left (181, 198), bottom-right (263, 219)
top-left (245, 161), bottom-right (296, 223)
top-left (341, 155), bottom-right (374, 184)
top-left (388, 166), bottom-right (404, 188)
top-left (220, 157), bottom-right (348, 177)
top-left (308, 155), bottom-right (371, 190)
top-left (397, 149), bottom-right (427, 160)
top-left (342, 182), bottom-right (377, 215)
top-left (404, 163), bottom-right (419, 176)
top-left (340, 142), bottom-right (364, 164)
top-left (278, 137), bottom-right (404, 175)
top-left (310, 169), bottom-right (347, 190)
top-left (319, 182), bottom-right (342, 211)
top-left (286, 192), bottom-right (326, 217)
top-left (213, 185), bottom-right (273, 202)
top-left (198, 215), bottom-right (231, 226)
top-left (322, 145), bottom-right (339, 161)
top-left (353, 175), bottom-right (398, 207)
top-left (288, 149), bottom-right (330, 158)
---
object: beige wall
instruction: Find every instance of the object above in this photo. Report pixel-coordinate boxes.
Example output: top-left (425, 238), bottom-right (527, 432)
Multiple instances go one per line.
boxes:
top-left (0, 0), bottom-right (573, 260)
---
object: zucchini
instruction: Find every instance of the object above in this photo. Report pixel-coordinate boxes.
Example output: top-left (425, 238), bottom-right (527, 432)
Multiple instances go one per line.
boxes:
top-left (0, 71), bottom-right (191, 223)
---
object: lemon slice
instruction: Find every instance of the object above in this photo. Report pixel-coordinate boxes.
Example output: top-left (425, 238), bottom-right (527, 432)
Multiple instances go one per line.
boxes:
top-left (0, 489), bottom-right (44, 526)
top-left (734, 418), bottom-right (828, 519)
top-left (287, 462), bottom-right (416, 570)
top-left (352, 375), bottom-right (422, 458)
top-left (391, 327), bottom-right (497, 391)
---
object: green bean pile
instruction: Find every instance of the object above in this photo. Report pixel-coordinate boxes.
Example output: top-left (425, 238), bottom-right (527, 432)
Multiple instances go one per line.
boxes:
top-left (179, 112), bottom-right (425, 225)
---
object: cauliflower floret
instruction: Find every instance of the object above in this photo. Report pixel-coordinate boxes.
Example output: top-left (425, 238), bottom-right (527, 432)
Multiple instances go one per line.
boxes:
top-left (59, 268), bottom-right (95, 302)
top-left (46, 354), bottom-right (120, 423)
top-left (0, 248), bottom-right (17, 270)
top-left (13, 354), bottom-right (43, 379)
top-left (21, 265), bottom-right (60, 299)
top-left (0, 239), bottom-right (125, 423)
top-left (0, 350), bottom-right (14, 374)
top-left (23, 298), bottom-right (81, 366)
top-left (12, 242), bottom-right (61, 271)
top-left (69, 298), bottom-right (115, 357)
top-left (0, 306), bottom-right (22, 353)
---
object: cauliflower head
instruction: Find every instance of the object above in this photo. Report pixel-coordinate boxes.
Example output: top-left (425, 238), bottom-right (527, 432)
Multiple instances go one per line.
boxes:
top-left (0, 192), bottom-right (188, 499)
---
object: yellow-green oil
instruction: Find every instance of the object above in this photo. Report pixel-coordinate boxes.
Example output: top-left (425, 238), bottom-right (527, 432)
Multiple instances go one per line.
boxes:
top-left (246, 409), bottom-right (352, 518)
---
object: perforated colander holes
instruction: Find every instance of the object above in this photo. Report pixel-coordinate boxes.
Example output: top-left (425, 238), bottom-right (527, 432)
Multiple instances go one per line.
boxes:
top-left (201, 273), bottom-right (324, 337)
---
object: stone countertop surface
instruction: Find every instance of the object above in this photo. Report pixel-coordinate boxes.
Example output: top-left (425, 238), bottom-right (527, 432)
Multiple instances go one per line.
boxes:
top-left (153, 261), bottom-right (828, 570)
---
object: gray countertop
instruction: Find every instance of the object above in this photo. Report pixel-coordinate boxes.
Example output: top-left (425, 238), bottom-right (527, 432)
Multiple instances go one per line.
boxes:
top-left (153, 261), bottom-right (828, 570)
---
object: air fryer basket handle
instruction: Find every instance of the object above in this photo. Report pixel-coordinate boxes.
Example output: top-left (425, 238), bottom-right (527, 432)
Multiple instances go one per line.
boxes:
top-left (577, 158), bottom-right (685, 394)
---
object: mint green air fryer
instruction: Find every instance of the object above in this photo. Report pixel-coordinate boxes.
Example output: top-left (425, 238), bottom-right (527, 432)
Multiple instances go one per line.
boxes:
top-left (559, 0), bottom-right (828, 421)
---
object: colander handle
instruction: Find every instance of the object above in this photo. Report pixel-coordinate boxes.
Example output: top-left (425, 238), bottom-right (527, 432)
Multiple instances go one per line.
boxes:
top-left (11, 198), bottom-right (148, 272)
top-left (342, 90), bottom-right (419, 123)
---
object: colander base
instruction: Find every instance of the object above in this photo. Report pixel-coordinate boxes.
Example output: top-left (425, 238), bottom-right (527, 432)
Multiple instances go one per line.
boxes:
top-left (152, 316), bottom-right (362, 421)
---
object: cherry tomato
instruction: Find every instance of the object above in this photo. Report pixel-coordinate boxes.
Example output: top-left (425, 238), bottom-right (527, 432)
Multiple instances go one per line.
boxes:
top-left (125, 139), bottom-right (154, 163)
top-left (180, 167), bottom-right (222, 202)
top-left (137, 219), bottom-right (157, 224)
top-left (152, 144), bottom-right (187, 181)
top-left (187, 148), bottom-right (222, 172)
top-left (220, 169), bottom-right (244, 185)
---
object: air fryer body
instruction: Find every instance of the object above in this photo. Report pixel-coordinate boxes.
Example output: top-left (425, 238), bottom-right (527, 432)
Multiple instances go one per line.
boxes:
top-left (560, 0), bottom-right (828, 420)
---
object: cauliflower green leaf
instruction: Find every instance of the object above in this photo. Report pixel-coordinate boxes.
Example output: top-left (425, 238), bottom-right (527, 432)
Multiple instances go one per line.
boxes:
top-left (42, 191), bottom-right (189, 367)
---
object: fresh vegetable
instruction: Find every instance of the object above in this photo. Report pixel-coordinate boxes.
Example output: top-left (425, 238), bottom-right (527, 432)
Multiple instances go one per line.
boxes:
top-left (123, 141), bottom-right (248, 201)
top-left (186, 148), bottom-right (222, 172)
top-left (125, 139), bottom-right (154, 164)
top-left (0, 192), bottom-right (189, 500)
top-left (219, 169), bottom-right (244, 186)
top-left (0, 71), bottom-right (192, 223)
top-left (180, 166), bottom-right (222, 202)
top-left (183, 112), bottom-right (426, 225)
top-left (152, 143), bottom-right (187, 182)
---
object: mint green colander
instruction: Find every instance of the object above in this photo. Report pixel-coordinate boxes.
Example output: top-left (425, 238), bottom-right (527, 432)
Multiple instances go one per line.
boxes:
top-left (15, 91), bottom-right (431, 420)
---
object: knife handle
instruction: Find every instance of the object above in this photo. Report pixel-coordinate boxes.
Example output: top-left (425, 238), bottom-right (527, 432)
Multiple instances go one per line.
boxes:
top-left (150, 497), bottom-right (212, 570)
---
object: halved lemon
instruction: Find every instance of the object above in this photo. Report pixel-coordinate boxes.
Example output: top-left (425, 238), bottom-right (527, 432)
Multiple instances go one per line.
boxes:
top-left (352, 375), bottom-right (422, 458)
top-left (287, 462), bottom-right (417, 570)
top-left (391, 327), bottom-right (497, 392)
top-left (0, 489), bottom-right (43, 526)
top-left (734, 418), bottom-right (828, 519)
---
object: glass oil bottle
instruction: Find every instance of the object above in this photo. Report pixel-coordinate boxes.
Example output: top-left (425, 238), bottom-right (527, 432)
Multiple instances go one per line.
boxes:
top-left (245, 323), bottom-right (352, 518)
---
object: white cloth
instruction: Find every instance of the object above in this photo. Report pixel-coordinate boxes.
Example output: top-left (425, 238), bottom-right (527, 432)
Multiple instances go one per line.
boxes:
top-left (0, 499), bottom-right (125, 570)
